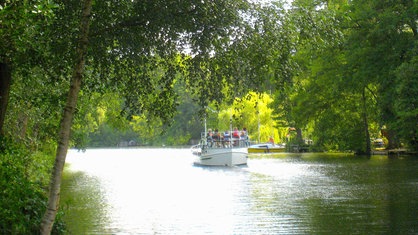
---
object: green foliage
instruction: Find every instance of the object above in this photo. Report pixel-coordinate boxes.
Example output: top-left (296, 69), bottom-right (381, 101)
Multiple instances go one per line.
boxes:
top-left (278, 0), bottom-right (417, 152)
top-left (163, 81), bottom-right (202, 144)
top-left (284, 0), bottom-right (368, 152)
top-left (82, 80), bottom-right (201, 147)
top-left (0, 137), bottom-right (65, 234)
top-left (3, 0), bottom-right (296, 149)
top-left (88, 123), bottom-right (130, 147)
top-left (394, 57), bottom-right (418, 151)
top-left (0, 0), bottom-right (57, 62)
top-left (81, 90), bottom-right (288, 147)
top-left (212, 92), bottom-right (287, 144)
top-left (4, 68), bottom-right (66, 149)
top-left (342, 0), bottom-right (417, 149)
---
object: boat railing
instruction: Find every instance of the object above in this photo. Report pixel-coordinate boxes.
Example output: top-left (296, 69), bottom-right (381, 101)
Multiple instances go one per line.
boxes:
top-left (201, 132), bottom-right (250, 148)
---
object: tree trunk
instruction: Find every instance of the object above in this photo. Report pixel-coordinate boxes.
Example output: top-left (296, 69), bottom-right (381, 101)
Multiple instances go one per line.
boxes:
top-left (0, 62), bottom-right (12, 136)
top-left (362, 87), bottom-right (371, 155)
top-left (384, 128), bottom-right (400, 150)
top-left (40, 0), bottom-right (92, 233)
top-left (296, 128), bottom-right (303, 145)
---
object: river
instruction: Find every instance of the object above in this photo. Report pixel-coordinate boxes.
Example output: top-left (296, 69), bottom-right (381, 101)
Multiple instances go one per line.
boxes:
top-left (61, 148), bottom-right (418, 234)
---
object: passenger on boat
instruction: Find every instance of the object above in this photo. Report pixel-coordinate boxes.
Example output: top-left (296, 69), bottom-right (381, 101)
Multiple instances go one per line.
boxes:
top-left (224, 131), bottom-right (230, 140)
top-left (213, 129), bottom-right (221, 147)
top-left (233, 127), bottom-right (240, 138)
top-left (232, 127), bottom-right (240, 146)
top-left (241, 127), bottom-right (250, 146)
top-left (224, 131), bottom-right (231, 147)
top-left (207, 129), bottom-right (213, 147)
top-left (269, 136), bottom-right (275, 145)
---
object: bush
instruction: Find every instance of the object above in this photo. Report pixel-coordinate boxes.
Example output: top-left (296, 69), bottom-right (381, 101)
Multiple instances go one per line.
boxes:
top-left (0, 137), bottom-right (65, 234)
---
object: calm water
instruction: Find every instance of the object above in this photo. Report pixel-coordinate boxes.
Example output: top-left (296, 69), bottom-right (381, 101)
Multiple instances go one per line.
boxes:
top-left (61, 148), bottom-right (418, 234)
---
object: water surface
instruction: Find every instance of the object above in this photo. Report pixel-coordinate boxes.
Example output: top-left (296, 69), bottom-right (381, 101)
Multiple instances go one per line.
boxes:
top-left (62, 149), bottom-right (418, 234)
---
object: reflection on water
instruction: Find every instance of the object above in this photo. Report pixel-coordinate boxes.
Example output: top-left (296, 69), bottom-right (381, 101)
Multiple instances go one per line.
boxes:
top-left (62, 149), bottom-right (418, 234)
top-left (61, 171), bottom-right (109, 234)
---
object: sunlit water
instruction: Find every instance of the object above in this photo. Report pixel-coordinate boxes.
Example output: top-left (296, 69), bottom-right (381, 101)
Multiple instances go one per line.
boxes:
top-left (62, 148), bottom-right (418, 234)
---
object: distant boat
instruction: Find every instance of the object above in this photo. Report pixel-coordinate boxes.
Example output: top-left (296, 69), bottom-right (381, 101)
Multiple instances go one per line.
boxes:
top-left (248, 143), bottom-right (285, 153)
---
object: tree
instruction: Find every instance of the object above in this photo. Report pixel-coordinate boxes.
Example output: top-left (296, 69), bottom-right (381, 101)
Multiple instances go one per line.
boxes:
top-left (214, 92), bottom-right (286, 144)
top-left (0, 1), bottom-right (57, 136)
top-left (278, 0), bottom-right (417, 153)
top-left (40, 0), bottom-right (93, 233)
top-left (38, 0), bottom-right (293, 232)
top-left (344, 0), bottom-right (417, 150)
top-left (394, 57), bottom-right (418, 151)
top-left (278, 0), bottom-right (358, 151)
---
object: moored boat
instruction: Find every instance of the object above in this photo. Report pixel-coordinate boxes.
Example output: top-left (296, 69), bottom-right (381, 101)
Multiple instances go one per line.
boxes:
top-left (248, 143), bottom-right (285, 153)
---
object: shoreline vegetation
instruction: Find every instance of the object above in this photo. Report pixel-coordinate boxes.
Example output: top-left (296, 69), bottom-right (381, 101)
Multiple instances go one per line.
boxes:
top-left (0, 137), bottom-right (65, 234)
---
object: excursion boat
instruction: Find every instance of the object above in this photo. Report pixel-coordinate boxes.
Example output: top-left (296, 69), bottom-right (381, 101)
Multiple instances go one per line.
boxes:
top-left (191, 129), bottom-right (248, 166)
top-left (247, 143), bottom-right (286, 153)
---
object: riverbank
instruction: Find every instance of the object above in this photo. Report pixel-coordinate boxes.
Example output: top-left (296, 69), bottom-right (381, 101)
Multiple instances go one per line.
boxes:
top-left (372, 148), bottom-right (417, 156)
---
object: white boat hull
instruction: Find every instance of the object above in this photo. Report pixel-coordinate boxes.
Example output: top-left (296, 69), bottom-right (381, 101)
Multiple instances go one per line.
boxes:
top-left (193, 147), bottom-right (248, 166)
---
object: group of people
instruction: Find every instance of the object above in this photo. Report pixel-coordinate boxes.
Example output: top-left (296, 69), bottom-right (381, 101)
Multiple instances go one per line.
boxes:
top-left (206, 127), bottom-right (250, 147)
